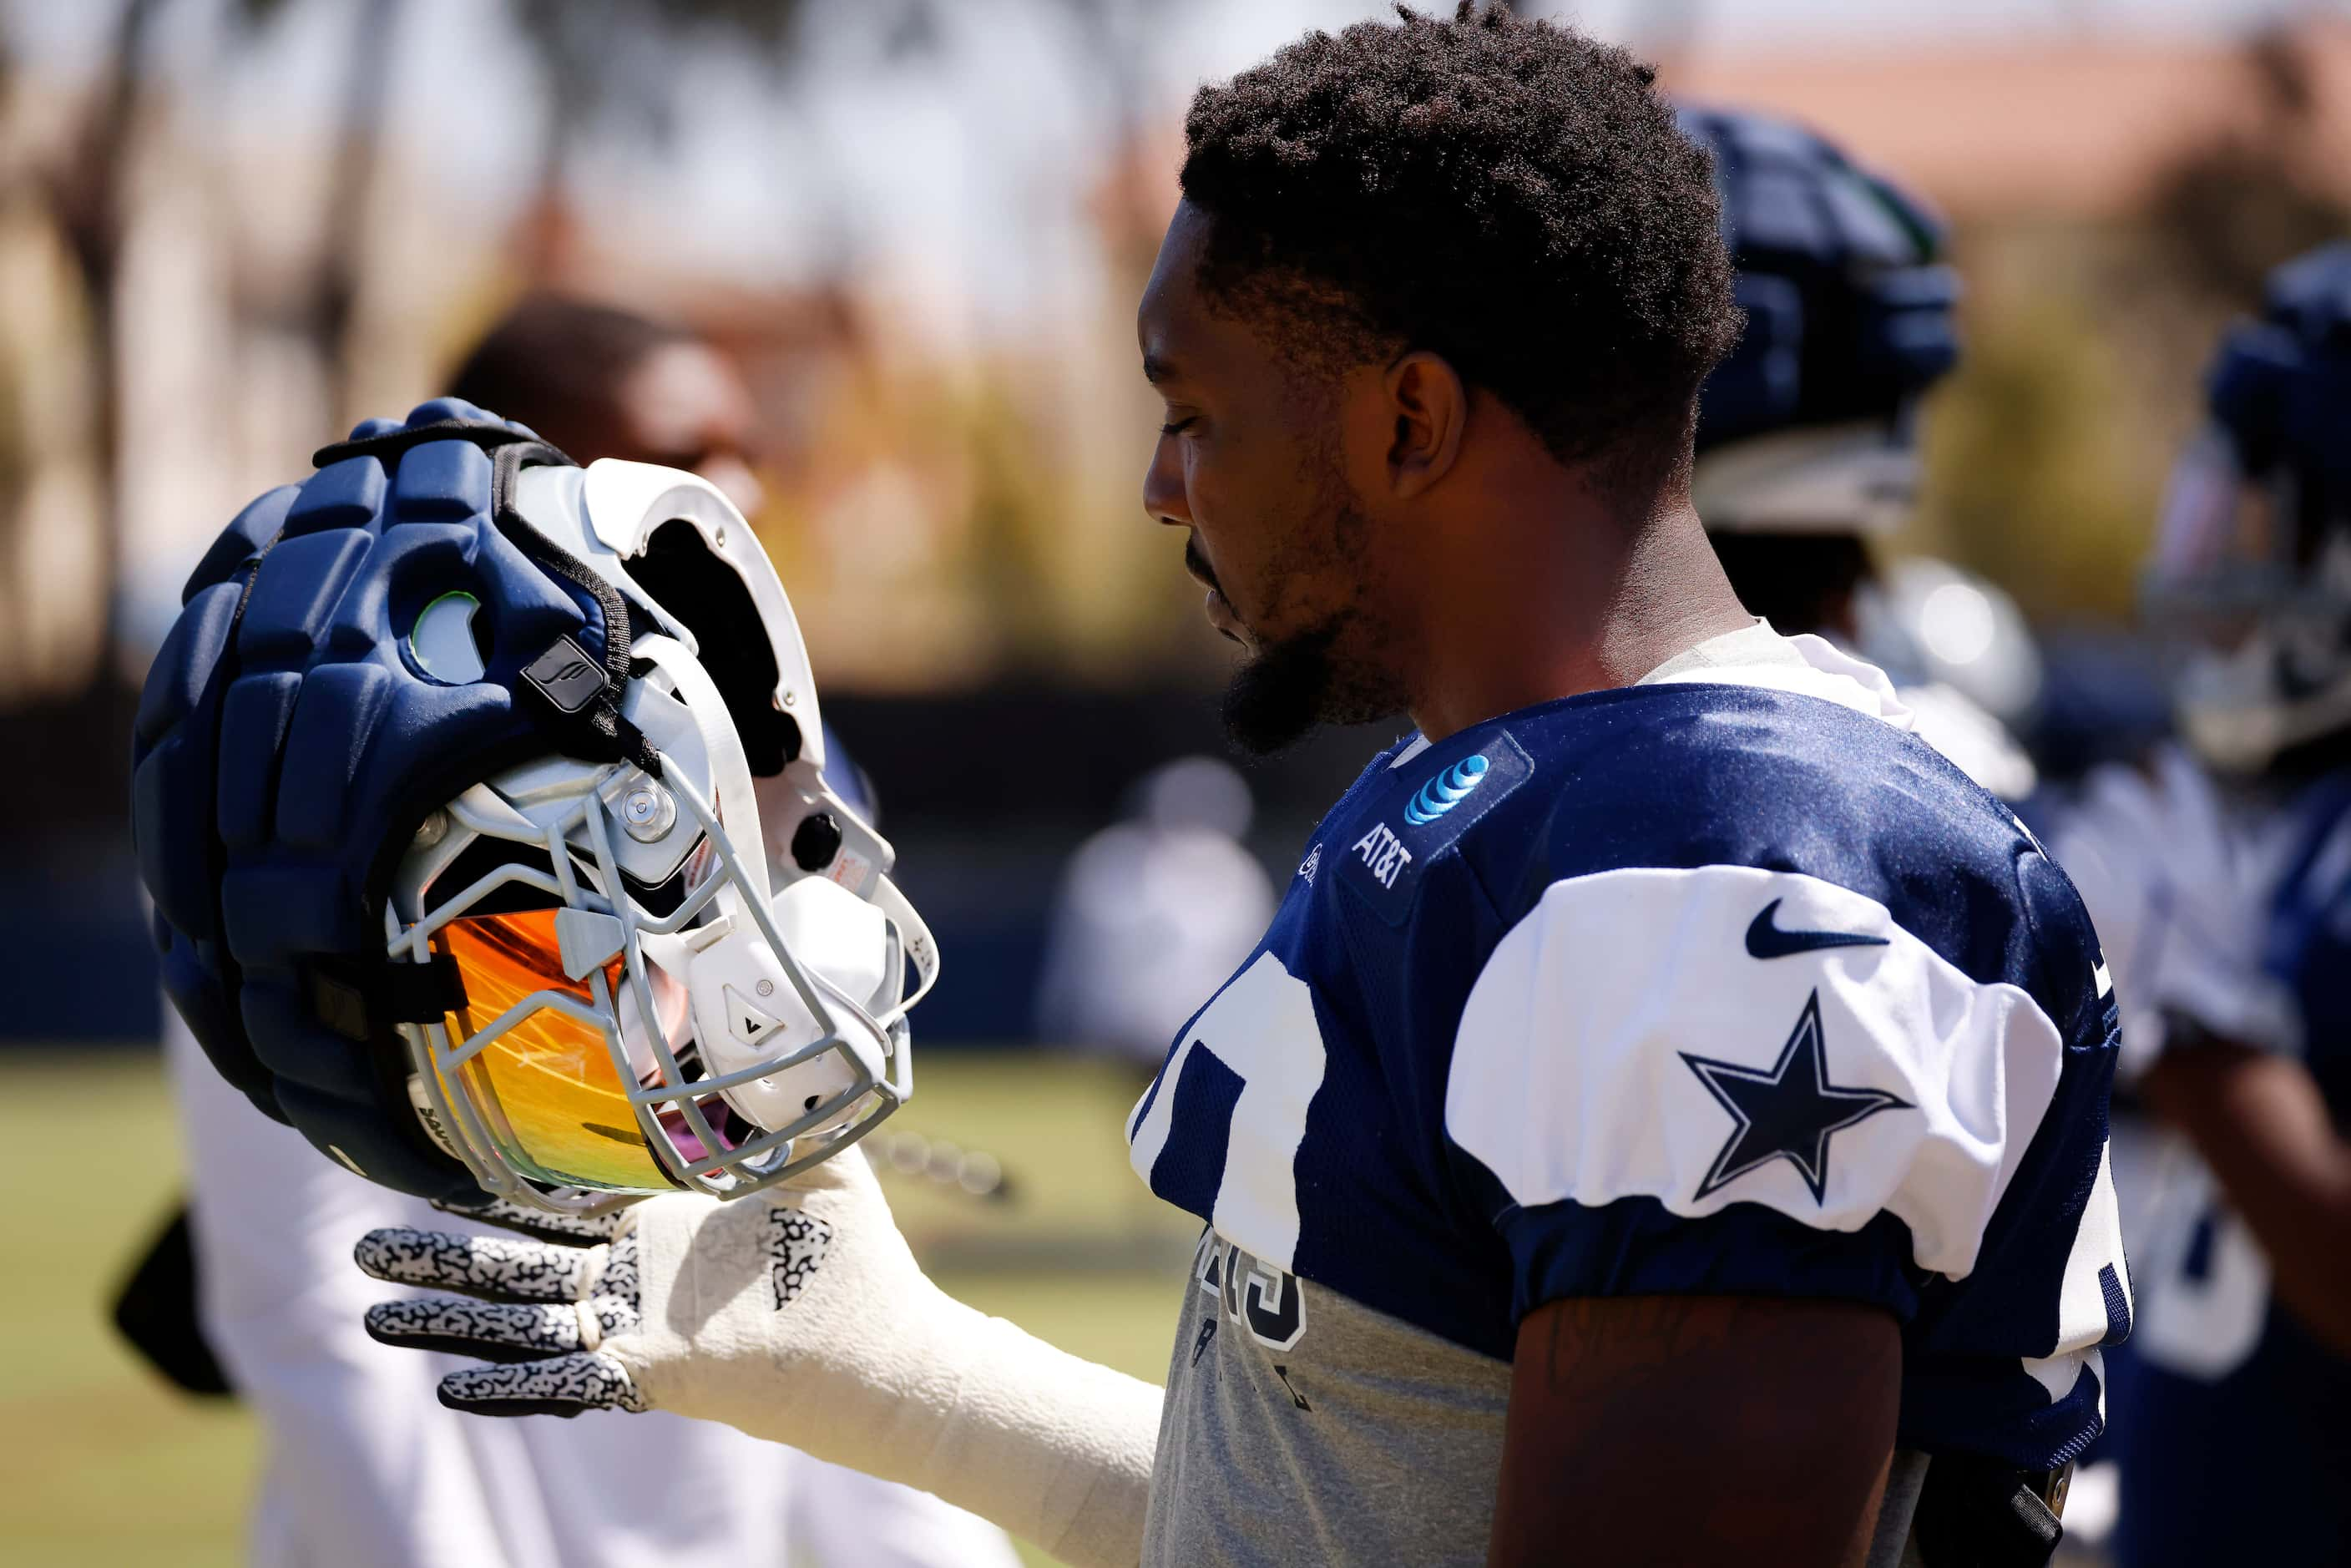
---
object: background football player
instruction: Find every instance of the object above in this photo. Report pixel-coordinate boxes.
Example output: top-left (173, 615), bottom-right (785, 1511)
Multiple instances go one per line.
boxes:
top-left (1679, 104), bottom-right (2043, 802)
top-left (158, 296), bottom-right (1014, 1568)
top-left (1035, 755), bottom-right (1276, 1083)
top-left (144, 8), bottom-right (2128, 1566)
top-left (2050, 241), bottom-right (2351, 1568)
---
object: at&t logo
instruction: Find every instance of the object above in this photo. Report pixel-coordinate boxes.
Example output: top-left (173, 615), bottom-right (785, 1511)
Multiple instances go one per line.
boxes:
top-left (1403, 754), bottom-right (1490, 826)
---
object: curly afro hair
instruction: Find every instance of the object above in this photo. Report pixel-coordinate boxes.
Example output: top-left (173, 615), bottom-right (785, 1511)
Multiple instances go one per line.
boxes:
top-left (1180, 3), bottom-right (1742, 497)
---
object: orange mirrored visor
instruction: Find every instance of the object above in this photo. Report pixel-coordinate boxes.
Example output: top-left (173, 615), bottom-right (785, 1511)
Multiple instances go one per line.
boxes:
top-left (430, 909), bottom-right (674, 1191)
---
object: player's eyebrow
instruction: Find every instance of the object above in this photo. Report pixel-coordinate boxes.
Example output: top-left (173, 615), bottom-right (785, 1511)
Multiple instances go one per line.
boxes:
top-left (1141, 352), bottom-right (1181, 386)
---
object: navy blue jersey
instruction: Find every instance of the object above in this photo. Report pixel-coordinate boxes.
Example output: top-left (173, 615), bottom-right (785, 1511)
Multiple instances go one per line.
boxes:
top-left (1129, 672), bottom-right (2128, 1475)
top-left (2112, 772), bottom-right (2351, 1568)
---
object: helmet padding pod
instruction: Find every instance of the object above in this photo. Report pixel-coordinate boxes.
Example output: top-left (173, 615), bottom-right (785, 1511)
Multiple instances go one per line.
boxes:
top-left (1679, 104), bottom-right (1960, 539)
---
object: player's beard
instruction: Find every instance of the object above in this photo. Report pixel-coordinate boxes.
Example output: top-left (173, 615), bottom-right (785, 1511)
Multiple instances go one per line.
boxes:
top-left (1219, 488), bottom-right (1407, 756)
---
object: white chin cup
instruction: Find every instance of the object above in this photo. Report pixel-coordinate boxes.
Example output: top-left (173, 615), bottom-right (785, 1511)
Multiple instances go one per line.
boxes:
top-left (683, 877), bottom-right (893, 1137)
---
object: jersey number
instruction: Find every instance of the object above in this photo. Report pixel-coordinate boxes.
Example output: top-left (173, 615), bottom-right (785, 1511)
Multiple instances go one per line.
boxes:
top-left (1130, 951), bottom-right (1328, 1270)
top-left (1196, 1229), bottom-right (1308, 1351)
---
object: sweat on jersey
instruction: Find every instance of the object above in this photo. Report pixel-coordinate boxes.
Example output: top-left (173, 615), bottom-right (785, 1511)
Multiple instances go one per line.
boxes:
top-left (1126, 623), bottom-right (2130, 1567)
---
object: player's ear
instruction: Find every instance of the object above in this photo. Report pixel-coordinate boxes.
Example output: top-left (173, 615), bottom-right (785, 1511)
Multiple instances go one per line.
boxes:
top-left (1384, 350), bottom-right (1468, 500)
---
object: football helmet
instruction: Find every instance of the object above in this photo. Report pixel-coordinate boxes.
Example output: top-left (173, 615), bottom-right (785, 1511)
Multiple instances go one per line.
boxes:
top-left (2144, 243), bottom-right (2351, 772)
top-left (1678, 104), bottom-right (1960, 537)
top-left (134, 402), bottom-right (933, 1212)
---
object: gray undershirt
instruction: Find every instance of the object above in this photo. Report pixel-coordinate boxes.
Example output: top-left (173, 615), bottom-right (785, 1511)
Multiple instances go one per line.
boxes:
top-left (1140, 1230), bottom-right (1925, 1567)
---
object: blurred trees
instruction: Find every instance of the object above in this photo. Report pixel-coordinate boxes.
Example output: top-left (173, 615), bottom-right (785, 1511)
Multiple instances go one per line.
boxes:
top-left (8, 0), bottom-right (398, 724)
top-left (1913, 23), bottom-right (2351, 627)
top-left (0, 0), bottom-right (856, 722)
top-left (4, 0), bottom-right (2344, 724)
top-left (506, 0), bottom-right (808, 275)
top-left (1915, 261), bottom-right (2157, 624)
top-left (34, 0), bottom-right (163, 719)
top-left (0, 0), bottom-right (1192, 721)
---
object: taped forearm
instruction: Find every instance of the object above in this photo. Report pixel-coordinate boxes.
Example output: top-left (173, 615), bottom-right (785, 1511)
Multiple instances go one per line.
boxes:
top-left (907, 1302), bottom-right (1159, 1567)
top-left (647, 1291), bottom-right (1157, 1565)
top-left (613, 1181), bottom-right (1159, 1567)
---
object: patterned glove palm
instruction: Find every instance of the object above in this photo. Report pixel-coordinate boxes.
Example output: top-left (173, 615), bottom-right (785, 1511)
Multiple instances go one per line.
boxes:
top-left (359, 1206), bottom-right (656, 1414)
top-left (358, 1148), bottom-right (1167, 1568)
top-left (357, 1166), bottom-right (847, 1420)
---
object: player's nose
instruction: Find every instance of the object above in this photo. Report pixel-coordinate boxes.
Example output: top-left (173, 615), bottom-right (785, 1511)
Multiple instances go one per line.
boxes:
top-left (1142, 439), bottom-right (1191, 530)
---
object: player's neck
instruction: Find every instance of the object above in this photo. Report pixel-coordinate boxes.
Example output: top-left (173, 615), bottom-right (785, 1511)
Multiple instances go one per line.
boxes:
top-left (1402, 493), bottom-right (1751, 745)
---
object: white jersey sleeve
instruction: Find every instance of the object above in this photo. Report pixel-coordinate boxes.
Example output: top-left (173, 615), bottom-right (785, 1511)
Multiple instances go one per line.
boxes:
top-left (1445, 864), bottom-right (2068, 1284)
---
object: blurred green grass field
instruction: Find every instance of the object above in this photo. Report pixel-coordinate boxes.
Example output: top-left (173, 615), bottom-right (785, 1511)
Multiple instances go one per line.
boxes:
top-left (0, 1050), bottom-right (1193, 1568)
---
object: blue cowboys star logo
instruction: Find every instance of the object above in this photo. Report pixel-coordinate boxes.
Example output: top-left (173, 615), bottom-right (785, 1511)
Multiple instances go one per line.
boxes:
top-left (1680, 990), bottom-right (1912, 1205)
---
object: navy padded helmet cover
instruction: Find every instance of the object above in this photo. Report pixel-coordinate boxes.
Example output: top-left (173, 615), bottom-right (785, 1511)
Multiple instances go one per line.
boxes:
top-left (2208, 240), bottom-right (2351, 524)
top-left (1679, 104), bottom-right (1961, 453)
top-left (131, 400), bottom-right (613, 1201)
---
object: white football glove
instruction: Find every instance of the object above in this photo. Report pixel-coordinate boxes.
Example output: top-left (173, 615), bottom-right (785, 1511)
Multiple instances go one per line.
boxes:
top-left (2050, 744), bottom-right (2303, 1083)
top-left (356, 1146), bottom-right (1159, 1568)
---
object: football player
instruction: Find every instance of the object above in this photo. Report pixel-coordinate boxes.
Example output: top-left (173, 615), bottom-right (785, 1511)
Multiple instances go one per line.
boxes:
top-left (142, 9), bottom-right (2126, 1567)
top-left (1680, 104), bottom-right (2040, 800)
top-left (2050, 242), bottom-right (2351, 1568)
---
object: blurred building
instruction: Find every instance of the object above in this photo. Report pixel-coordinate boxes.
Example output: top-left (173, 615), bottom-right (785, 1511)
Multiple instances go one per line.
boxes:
top-left (1662, 22), bottom-right (2351, 221)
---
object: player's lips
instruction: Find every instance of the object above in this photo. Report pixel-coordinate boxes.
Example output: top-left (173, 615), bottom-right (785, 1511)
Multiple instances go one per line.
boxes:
top-left (1184, 537), bottom-right (1245, 644)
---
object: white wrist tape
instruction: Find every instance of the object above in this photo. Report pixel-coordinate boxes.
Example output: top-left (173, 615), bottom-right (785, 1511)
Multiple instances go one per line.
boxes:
top-left (609, 1152), bottom-right (1159, 1567)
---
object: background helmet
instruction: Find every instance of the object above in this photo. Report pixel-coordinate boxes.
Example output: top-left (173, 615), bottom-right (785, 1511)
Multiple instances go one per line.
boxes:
top-left (134, 402), bottom-right (933, 1212)
top-left (2147, 243), bottom-right (2351, 772)
top-left (1679, 104), bottom-right (1961, 539)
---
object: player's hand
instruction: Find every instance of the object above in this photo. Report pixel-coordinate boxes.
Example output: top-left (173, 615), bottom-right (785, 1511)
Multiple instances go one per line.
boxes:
top-left (357, 1214), bottom-right (651, 1414)
top-left (2051, 744), bottom-right (2301, 1080)
top-left (360, 1140), bottom-right (1163, 1568)
top-left (357, 1145), bottom-right (918, 1430)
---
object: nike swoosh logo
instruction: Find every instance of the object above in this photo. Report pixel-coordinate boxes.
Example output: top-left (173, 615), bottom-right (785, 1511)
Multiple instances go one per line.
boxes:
top-left (1745, 898), bottom-right (1890, 960)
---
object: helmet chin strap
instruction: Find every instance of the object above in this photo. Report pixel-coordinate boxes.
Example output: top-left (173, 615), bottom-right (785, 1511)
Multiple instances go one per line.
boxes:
top-left (866, 873), bottom-right (940, 1031)
top-left (625, 635), bottom-right (860, 1132)
top-left (628, 634), bottom-right (769, 908)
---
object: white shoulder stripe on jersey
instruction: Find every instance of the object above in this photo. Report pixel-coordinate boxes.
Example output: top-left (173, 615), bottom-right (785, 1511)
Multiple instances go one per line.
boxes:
top-left (1445, 865), bottom-right (2065, 1282)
